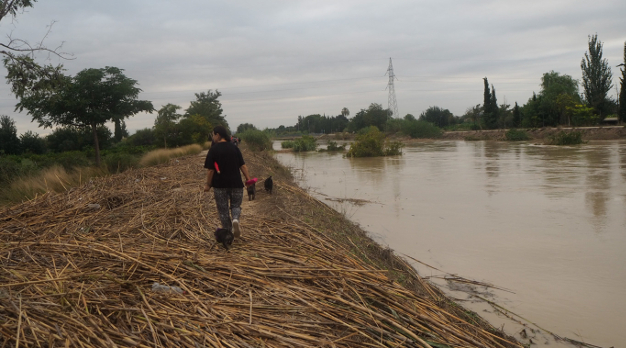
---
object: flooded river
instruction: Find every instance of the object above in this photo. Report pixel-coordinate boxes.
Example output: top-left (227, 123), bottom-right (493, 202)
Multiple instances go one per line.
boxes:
top-left (274, 140), bottom-right (626, 348)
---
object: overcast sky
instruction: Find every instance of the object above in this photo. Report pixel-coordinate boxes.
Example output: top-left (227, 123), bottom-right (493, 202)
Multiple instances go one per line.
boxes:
top-left (1, 0), bottom-right (625, 135)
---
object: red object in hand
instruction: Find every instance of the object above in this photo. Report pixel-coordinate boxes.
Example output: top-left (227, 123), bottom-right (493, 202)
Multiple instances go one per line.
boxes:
top-left (214, 162), bottom-right (220, 174)
top-left (245, 178), bottom-right (258, 186)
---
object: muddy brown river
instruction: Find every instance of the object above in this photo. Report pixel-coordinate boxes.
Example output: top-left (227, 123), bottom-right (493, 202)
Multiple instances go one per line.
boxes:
top-left (274, 140), bottom-right (626, 348)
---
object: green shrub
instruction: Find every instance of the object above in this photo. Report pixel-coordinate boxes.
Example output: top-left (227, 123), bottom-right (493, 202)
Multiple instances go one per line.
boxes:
top-left (239, 129), bottom-right (272, 151)
top-left (505, 129), bottom-right (530, 141)
top-left (326, 141), bottom-right (345, 151)
top-left (549, 131), bottom-right (583, 145)
top-left (103, 153), bottom-right (140, 173)
top-left (292, 136), bottom-right (317, 152)
top-left (347, 126), bottom-right (403, 157)
top-left (402, 120), bottom-right (442, 138)
top-left (384, 141), bottom-right (404, 156)
top-left (281, 141), bottom-right (295, 149)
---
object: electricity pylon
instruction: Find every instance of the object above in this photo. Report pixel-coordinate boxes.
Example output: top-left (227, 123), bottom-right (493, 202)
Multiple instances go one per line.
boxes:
top-left (385, 58), bottom-right (399, 118)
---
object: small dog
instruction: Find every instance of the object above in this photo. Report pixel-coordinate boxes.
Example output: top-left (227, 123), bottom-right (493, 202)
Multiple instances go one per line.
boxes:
top-left (214, 228), bottom-right (233, 250)
top-left (264, 176), bottom-right (273, 194)
top-left (247, 182), bottom-right (256, 201)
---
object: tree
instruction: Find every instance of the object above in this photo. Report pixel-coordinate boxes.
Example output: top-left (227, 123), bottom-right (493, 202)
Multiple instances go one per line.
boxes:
top-left (539, 71), bottom-right (581, 126)
top-left (418, 106), bottom-right (454, 128)
top-left (482, 78), bottom-right (498, 129)
top-left (512, 102), bottom-right (522, 128)
top-left (462, 104), bottom-right (481, 130)
top-left (20, 130), bottom-right (46, 154)
top-left (346, 104), bottom-right (391, 132)
top-left (236, 123), bottom-right (257, 134)
top-left (581, 34), bottom-right (613, 118)
top-left (1, 1), bottom-right (73, 98)
top-left (185, 90), bottom-right (227, 128)
top-left (0, 115), bottom-right (20, 154)
top-left (618, 41), bottom-right (626, 123)
top-left (113, 119), bottom-right (128, 142)
top-left (46, 125), bottom-right (111, 153)
top-left (341, 107), bottom-right (350, 118)
top-left (9, 66), bottom-right (154, 166)
top-left (154, 104), bottom-right (182, 148)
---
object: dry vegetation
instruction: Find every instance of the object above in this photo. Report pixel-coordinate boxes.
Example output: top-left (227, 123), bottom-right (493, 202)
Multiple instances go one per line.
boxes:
top-left (0, 146), bottom-right (521, 347)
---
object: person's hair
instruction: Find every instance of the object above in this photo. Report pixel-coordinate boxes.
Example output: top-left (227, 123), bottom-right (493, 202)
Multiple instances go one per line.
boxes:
top-left (213, 126), bottom-right (231, 142)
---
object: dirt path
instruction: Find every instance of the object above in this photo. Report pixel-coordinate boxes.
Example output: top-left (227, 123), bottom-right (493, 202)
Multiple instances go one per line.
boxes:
top-left (0, 148), bottom-right (521, 347)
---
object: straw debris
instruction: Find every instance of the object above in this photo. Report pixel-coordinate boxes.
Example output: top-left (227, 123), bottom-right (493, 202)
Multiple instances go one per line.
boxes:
top-left (0, 147), bottom-right (521, 347)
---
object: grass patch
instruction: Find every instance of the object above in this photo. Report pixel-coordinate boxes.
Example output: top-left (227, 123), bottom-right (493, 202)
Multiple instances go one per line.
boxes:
top-left (549, 131), bottom-right (583, 145)
top-left (139, 144), bottom-right (203, 167)
top-left (1, 165), bottom-right (104, 204)
top-left (505, 129), bottom-right (530, 141)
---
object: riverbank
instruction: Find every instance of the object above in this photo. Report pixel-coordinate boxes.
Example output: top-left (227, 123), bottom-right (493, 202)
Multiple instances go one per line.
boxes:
top-left (440, 126), bottom-right (626, 141)
top-left (0, 146), bottom-right (522, 347)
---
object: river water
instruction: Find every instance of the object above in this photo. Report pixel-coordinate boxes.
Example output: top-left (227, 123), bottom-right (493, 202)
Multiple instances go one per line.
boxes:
top-left (273, 140), bottom-right (626, 348)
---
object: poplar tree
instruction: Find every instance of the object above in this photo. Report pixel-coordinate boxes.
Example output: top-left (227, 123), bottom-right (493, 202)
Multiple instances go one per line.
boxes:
top-left (512, 102), bottom-right (521, 128)
top-left (618, 41), bottom-right (626, 123)
top-left (581, 34), bottom-right (613, 118)
top-left (482, 78), bottom-right (498, 129)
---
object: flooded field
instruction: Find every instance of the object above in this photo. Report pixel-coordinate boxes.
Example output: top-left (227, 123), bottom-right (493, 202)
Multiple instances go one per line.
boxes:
top-left (274, 140), bottom-right (626, 348)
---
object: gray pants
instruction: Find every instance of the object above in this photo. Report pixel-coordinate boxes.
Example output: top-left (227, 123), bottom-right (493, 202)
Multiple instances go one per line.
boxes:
top-left (213, 188), bottom-right (243, 231)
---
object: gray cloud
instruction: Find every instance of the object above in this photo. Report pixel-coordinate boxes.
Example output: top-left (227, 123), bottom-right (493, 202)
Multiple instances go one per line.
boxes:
top-left (1, 0), bottom-right (625, 135)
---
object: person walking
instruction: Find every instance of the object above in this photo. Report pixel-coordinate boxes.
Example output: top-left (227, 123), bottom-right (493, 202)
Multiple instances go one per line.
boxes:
top-left (204, 126), bottom-right (252, 238)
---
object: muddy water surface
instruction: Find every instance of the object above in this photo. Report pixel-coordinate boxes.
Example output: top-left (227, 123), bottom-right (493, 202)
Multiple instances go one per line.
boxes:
top-left (274, 140), bottom-right (626, 348)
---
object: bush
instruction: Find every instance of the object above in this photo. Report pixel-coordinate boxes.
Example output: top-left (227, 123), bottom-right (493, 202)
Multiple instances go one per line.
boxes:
top-left (402, 120), bottom-right (442, 138)
top-left (347, 126), bottom-right (403, 157)
top-left (326, 141), bottom-right (345, 151)
top-left (281, 141), bottom-right (295, 149)
top-left (505, 129), bottom-right (530, 141)
top-left (549, 131), bottom-right (583, 145)
top-left (103, 153), bottom-right (140, 173)
top-left (292, 136), bottom-right (317, 152)
top-left (239, 129), bottom-right (272, 151)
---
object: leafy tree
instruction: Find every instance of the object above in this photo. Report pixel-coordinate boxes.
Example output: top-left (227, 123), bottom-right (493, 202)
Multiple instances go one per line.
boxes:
top-left (46, 125), bottom-right (112, 153)
top-left (418, 106), bottom-right (454, 128)
top-left (464, 104), bottom-right (482, 130)
top-left (177, 114), bottom-right (212, 145)
top-left (0, 115), bottom-right (20, 155)
top-left (539, 71), bottom-right (580, 125)
top-left (346, 104), bottom-right (391, 132)
top-left (618, 41), bottom-right (626, 123)
top-left (185, 90), bottom-right (227, 128)
top-left (581, 34), bottom-right (613, 118)
top-left (154, 104), bottom-right (182, 148)
top-left (9, 66), bottom-right (154, 166)
top-left (236, 123), bottom-right (257, 134)
top-left (127, 128), bottom-right (156, 147)
top-left (19, 130), bottom-right (46, 154)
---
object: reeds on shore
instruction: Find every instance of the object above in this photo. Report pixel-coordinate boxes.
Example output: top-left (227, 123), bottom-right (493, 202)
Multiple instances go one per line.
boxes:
top-left (0, 148), bottom-right (521, 348)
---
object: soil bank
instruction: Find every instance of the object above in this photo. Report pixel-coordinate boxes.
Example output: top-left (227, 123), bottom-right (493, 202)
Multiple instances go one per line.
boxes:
top-left (0, 146), bottom-right (522, 347)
